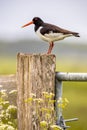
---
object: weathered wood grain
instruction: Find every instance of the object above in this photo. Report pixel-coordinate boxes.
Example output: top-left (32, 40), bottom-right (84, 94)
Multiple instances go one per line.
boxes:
top-left (17, 53), bottom-right (56, 130)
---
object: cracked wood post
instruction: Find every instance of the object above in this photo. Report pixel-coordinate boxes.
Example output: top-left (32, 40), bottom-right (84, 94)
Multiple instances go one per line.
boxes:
top-left (17, 53), bottom-right (56, 130)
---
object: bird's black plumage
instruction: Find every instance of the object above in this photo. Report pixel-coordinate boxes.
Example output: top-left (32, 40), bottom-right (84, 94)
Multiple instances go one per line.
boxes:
top-left (33, 17), bottom-right (44, 32)
top-left (22, 17), bottom-right (80, 54)
top-left (32, 17), bottom-right (80, 37)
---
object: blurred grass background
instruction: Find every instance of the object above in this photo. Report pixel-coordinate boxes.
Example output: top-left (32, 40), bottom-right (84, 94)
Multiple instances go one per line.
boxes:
top-left (0, 41), bottom-right (87, 130)
top-left (0, 57), bottom-right (16, 74)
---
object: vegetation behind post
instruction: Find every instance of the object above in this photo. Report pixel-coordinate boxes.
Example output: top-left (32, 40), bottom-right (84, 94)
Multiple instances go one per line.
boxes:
top-left (17, 53), bottom-right (56, 130)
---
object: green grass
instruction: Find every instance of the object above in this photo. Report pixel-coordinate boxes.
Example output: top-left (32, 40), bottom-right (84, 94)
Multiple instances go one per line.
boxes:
top-left (63, 82), bottom-right (87, 130)
top-left (0, 56), bottom-right (87, 130)
top-left (0, 57), bottom-right (16, 74)
top-left (56, 58), bottom-right (87, 72)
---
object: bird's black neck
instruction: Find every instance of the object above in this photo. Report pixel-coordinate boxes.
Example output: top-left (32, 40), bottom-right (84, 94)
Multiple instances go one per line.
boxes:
top-left (34, 25), bottom-right (41, 32)
top-left (34, 20), bottom-right (44, 32)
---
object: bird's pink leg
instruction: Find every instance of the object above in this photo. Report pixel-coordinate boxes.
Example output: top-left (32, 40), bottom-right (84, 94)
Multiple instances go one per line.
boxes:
top-left (47, 42), bottom-right (54, 54)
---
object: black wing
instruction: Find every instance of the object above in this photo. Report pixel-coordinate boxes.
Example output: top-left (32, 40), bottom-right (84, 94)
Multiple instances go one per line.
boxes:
top-left (40, 23), bottom-right (80, 37)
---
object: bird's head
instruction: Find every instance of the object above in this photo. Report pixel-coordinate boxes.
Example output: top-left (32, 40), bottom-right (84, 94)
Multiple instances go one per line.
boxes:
top-left (21, 17), bottom-right (44, 28)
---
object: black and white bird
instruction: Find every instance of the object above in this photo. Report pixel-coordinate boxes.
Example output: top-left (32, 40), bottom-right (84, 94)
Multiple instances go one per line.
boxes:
top-left (22, 17), bottom-right (80, 54)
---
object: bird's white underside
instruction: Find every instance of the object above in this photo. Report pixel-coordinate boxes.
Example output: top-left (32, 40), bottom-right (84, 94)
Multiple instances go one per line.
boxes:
top-left (36, 27), bottom-right (73, 43)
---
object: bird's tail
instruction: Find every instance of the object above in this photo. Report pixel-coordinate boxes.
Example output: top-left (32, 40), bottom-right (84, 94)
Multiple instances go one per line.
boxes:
top-left (73, 32), bottom-right (80, 37)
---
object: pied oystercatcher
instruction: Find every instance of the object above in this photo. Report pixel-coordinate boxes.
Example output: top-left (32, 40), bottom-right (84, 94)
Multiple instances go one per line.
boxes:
top-left (22, 17), bottom-right (80, 54)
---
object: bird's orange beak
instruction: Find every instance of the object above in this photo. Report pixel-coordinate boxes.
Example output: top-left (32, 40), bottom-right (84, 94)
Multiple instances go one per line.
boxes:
top-left (21, 21), bottom-right (33, 28)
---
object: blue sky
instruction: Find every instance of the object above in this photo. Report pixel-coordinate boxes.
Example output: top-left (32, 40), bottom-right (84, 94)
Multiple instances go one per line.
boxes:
top-left (0, 0), bottom-right (87, 43)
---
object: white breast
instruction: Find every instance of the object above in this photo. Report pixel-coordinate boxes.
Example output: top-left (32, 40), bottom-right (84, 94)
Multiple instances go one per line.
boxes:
top-left (36, 27), bottom-right (73, 43)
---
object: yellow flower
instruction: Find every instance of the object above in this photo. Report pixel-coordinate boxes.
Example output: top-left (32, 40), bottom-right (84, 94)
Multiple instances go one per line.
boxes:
top-left (49, 92), bottom-right (55, 98)
top-left (33, 98), bottom-right (43, 104)
top-left (40, 121), bottom-right (48, 127)
top-left (25, 97), bottom-right (33, 103)
top-left (57, 98), bottom-right (69, 109)
top-left (64, 98), bottom-right (69, 104)
top-left (37, 98), bottom-right (44, 103)
top-left (49, 100), bottom-right (56, 104)
top-left (42, 92), bottom-right (50, 98)
top-left (46, 113), bottom-right (51, 119)
top-left (50, 125), bottom-right (62, 130)
top-left (30, 93), bottom-right (36, 98)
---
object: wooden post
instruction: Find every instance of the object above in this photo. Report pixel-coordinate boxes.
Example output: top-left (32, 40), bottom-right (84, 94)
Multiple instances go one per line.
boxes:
top-left (17, 53), bottom-right (56, 130)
